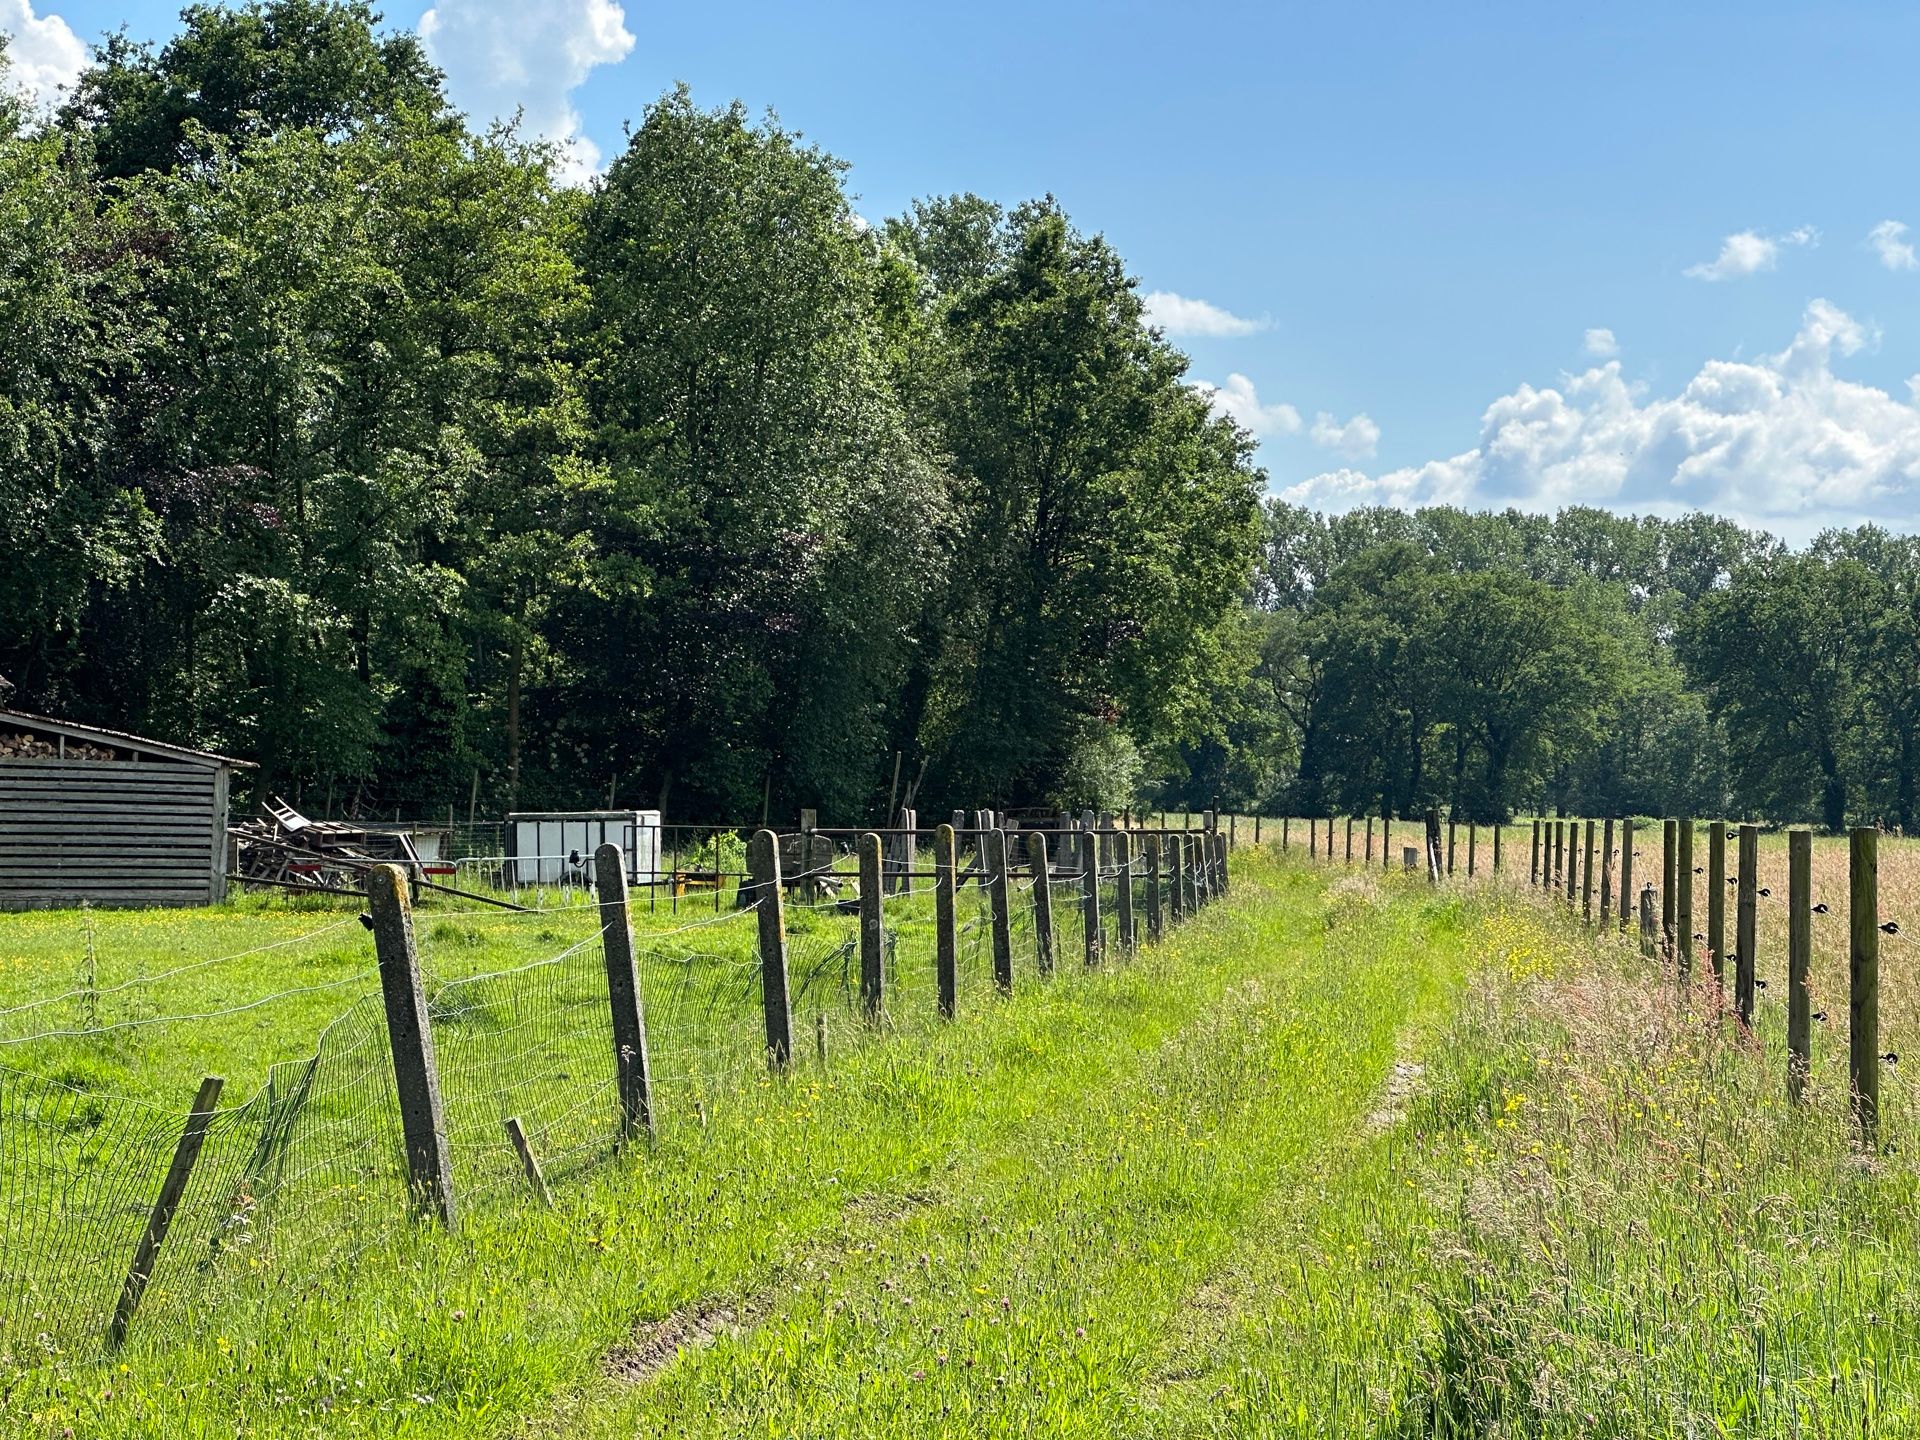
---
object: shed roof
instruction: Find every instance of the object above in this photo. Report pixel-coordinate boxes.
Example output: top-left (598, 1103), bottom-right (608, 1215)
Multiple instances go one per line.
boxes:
top-left (0, 708), bottom-right (253, 769)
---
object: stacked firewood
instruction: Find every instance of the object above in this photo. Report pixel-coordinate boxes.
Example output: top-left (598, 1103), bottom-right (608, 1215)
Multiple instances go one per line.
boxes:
top-left (0, 732), bottom-right (122, 761)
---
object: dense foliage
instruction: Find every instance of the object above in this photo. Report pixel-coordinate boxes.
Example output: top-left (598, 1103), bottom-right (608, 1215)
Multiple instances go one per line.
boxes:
top-left (2, 4), bottom-right (1914, 829)
top-left (1226, 504), bottom-right (1920, 830)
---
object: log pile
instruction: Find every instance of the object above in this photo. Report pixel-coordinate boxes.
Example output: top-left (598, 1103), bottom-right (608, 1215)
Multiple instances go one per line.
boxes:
top-left (0, 732), bottom-right (122, 761)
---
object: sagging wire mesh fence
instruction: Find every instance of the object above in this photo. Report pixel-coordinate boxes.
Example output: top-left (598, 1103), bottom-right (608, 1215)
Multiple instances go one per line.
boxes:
top-left (0, 820), bottom-right (1231, 1363)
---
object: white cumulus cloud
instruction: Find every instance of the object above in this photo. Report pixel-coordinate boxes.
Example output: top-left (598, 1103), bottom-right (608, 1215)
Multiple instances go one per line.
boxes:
top-left (1283, 299), bottom-right (1920, 538)
top-left (1684, 226), bottom-right (1817, 282)
top-left (0, 0), bottom-right (85, 114)
top-left (1869, 219), bottom-right (1918, 272)
top-left (1310, 410), bottom-right (1381, 459)
top-left (1144, 291), bottom-right (1268, 338)
top-left (419, 0), bottom-right (633, 184)
top-left (1195, 373), bottom-right (1301, 439)
top-left (1584, 327), bottom-right (1619, 358)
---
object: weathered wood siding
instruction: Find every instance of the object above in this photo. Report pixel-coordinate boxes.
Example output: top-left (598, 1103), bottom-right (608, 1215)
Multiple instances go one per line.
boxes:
top-left (0, 758), bottom-right (226, 908)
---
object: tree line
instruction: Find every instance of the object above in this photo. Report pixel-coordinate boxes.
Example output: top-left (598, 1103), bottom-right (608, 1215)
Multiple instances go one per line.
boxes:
top-left (1208, 505), bottom-right (1920, 833)
top-left (2, 2), bottom-right (1913, 831)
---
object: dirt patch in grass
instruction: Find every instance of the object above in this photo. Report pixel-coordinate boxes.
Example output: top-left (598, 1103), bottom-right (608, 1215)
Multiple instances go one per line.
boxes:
top-left (601, 1186), bottom-right (941, 1386)
top-left (1367, 1059), bottom-right (1426, 1132)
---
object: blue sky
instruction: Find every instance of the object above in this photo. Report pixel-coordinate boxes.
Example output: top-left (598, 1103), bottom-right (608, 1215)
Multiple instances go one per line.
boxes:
top-left (11, 0), bottom-right (1920, 538)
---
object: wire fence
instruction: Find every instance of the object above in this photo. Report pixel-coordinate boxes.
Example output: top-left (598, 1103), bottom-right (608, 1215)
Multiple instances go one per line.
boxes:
top-left (0, 820), bottom-right (1229, 1364)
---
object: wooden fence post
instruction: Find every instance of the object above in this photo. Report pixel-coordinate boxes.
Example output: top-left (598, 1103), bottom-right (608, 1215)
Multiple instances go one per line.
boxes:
top-left (596, 842), bottom-right (657, 1130)
top-left (1618, 819), bottom-right (1635, 934)
top-left (1382, 812), bottom-right (1392, 872)
top-left (1530, 818), bottom-right (1541, 885)
top-left (1217, 833), bottom-right (1231, 895)
top-left (1639, 883), bottom-right (1657, 957)
top-left (1169, 833), bottom-right (1187, 922)
top-left (1493, 823), bottom-right (1501, 873)
top-left (1345, 816), bottom-right (1354, 865)
top-left (1282, 816), bottom-right (1290, 852)
top-left (108, 1074), bottom-right (224, 1348)
top-left (1115, 831), bottom-right (1135, 952)
top-left (1310, 815), bottom-right (1318, 860)
top-left (1661, 819), bottom-right (1677, 958)
top-left (935, 823), bottom-right (958, 1019)
top-left (988, 828), bottom-right (1013, 993)
top-left (1736, 823), bottom-right (1758, 1025)
top-left (1145, 832), bottom-right (1164, 941)
top-left (1599, 817), bottom-right (1614, 928)
top-left (1467, 822), bottom-right (1477, 878)
top-left (503, 1117), bottom-right (554, 1209)
top-left (1676, 818), bottom-right (1694, 976)
top-left (1556, 820), bottom-right (1567, 893)
top-left (1788, 829), bottom-right (1811, 1103)
top-left (1029, 831), bottom-right (1055, 974)
top-left (1186, 832), bottom-right (1203, 913)
top-left (1707, 822), bottom-right (1727, 990)
top-left (368, 864), bottom-right (456, 1227)
top-left (1425, 807), bottom-right (1442, 884)
top-left (1582, 820), bottom-right (1596, 924)
top-left (1850, 826), bottom-right (1880, 1142)
top-left (1565, 821), bottom-right (1578, 905)
top-left (1446, 815), bottom-right (1457, 876)
top-left (859, 832), bottom-right (884, 1020)
top-left (1365, 815), bottom-right (1375, 865)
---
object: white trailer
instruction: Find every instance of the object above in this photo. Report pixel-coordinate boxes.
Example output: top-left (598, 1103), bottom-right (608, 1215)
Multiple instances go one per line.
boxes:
top-left (506, 810), bottom-right (662, 886)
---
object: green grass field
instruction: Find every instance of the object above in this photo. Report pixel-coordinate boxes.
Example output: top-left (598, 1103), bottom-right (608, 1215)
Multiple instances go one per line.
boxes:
top-left (5, 833), bottom-right (1920, 1436)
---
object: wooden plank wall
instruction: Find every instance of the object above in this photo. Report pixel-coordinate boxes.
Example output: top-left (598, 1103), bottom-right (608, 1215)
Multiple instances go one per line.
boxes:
top-left (0, 758), bottom-right (224, 908)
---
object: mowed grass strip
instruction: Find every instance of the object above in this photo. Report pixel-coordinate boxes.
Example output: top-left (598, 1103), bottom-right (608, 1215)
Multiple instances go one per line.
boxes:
top-left (3, 851), bottom-right (1469, 1439)
top-left (533, 868), bottom-right (1471, 1438)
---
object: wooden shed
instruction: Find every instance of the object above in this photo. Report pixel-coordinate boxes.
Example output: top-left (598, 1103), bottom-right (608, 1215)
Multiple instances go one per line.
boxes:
top-left (0, 709), bottom-right (250, 909)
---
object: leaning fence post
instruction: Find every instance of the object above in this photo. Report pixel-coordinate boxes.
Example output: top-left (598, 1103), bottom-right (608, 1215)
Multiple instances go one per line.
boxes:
top-left (935, 823), bottom-right (958, 1019)
top-left (108, 1074), bottom-right (224, 1348)
top-left (503, 1116), bottom-right (554, 1209)
top-left (1675, 819), bottom-right (1694, 976)
top-left (1145, 832), bottom-right (1164, 941)
top-left (1788, 829), bottom-right (1812, 1103)
top-left (1029, 831), bottom-right (1056, 974)
top-left (1081, 828), bottom-right (1103, 967)
top-left (1851, 826), bottom-right (1881, 1142)
top-left (988, 828), bottom-right (1014, 993)
top-left (596, 843), bottom-right (657, 1131)
top-left (368, 864), bottom-right (456, 1227)
top-left (1600, 817), bottom-right (1614, 928)
top-left (1618, 818), bottom-right (1635, 934)
top-left (1736, 823), bottom-right (1758, 1025)
top-left (859, 832), bottom-right (884, 1020)
top-left (1115, 831), bottom-right (1136, 952)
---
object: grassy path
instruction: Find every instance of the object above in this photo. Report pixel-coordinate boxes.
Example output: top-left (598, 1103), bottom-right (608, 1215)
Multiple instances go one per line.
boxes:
top-left (531, 867), bottom-right (1470, 1438)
